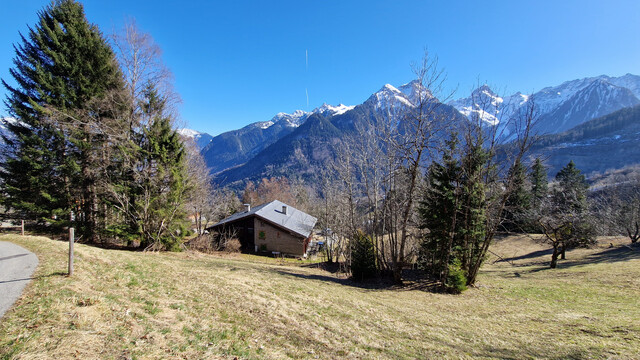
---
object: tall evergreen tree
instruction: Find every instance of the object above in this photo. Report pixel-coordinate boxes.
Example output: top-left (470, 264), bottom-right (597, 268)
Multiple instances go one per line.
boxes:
top-left (1, 0), bottom-right (124, 238)
top-left (502, 159), bottom-right (531, 232)
top-left (419, 133), bottom-right (493, 290)
top-left (458, 135), bottom-right (491, 286)
top-left (109, 84), bottom-right (190, 250)
top-left (554, 160), bottom-right (588, 212)
top-left (418, 138), bottom-right (462, 285)
top-left (529, 158), bottom-right (548, 210)
top-left (138, 116), bottom-right (190, 250)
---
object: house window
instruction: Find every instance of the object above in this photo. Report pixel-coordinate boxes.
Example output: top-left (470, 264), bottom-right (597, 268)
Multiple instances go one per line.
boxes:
top-left (259, 231), bottom-right (265, 239)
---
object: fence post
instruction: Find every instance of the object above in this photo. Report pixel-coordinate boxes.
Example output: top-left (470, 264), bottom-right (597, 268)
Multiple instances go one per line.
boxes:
top-left (21, 220), bottom-right (24, 236)
top-left (68, 227), bottom-right (74, 276)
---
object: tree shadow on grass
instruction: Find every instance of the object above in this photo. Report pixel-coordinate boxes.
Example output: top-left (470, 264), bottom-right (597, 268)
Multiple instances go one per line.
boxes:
top-left (524, 243), bottom-right (640, 273)
top-left (0, 271), bottom-right (66, 284)
top-left (582, 243), bottom-right (640, 263)
top-left (500, 248), bottom-right (554, 263)
top-left (275, 269), bottom-right (389, 290)
top-left (274, 268), bottom-right (440, 292)
top-left (555, 243), bottom-right (639, 269)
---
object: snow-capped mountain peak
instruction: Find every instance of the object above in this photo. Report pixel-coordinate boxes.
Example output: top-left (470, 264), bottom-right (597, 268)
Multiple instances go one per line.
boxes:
top-left (253, 103), bottom-right (356, 132)
top-left (607, 73), bottom-right (640, 99)
top-left (177, 128), bottom-right (202, 138)
top-left (398, 79), bottom-right (433, 104)
top-left (370, 83), bottom-right (415, 110)
top-left (314, 103), bottom-right (355, 116)
top-left (268, 109), bottom-right (310, 129)
top-left (448, 84), bottom-right (504, 126)
top-left (382, 83), bottom-right (400, 93)
top-left (536, 77), bottom-right (640, 133)
top-left (177, 128), bottom-right (214, 149)
top-left (447, 74), bottom-right (640, 142)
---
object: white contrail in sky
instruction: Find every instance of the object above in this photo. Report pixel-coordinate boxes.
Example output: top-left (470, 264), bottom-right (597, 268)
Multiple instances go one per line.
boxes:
top-left (305, 88), bottom-right (309, 107)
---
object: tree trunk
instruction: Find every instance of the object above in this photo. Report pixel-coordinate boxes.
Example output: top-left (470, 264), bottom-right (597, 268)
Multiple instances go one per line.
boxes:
top-left (392, 264), bottom-right (403, 284)
top-left (550, 245), bottom-right (560, 268)
top-left (629, 221), bottom-right (639, 243)
top-left (560, 244), bottom-right (566, 260)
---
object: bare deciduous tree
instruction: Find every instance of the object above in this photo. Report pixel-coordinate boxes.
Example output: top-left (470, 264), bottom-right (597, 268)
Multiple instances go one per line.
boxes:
top-left (383, 52), bottom-right (455, 283)
top-left (183, 139), bottom-right (217, 235)
top-left (331, 51), bottom-right (455, 283)
top-left (111, 19), bottom-right (180, 122)
top-left (597, 179), bottom-right (640, 244)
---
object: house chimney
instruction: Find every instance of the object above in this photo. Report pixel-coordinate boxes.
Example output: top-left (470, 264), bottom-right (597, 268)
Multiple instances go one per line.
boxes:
top-left (282, 205), bottom-right (287, 215)
top-left (244, 203), bottom-right (251, 212)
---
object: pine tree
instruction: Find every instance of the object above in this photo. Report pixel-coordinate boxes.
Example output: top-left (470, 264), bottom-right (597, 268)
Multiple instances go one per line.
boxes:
top-left (529, 158), bottom-right (548, 210)
top-left (112, 84), bottom-right (190, 250)
top-left (418, 138), bottom-right (462, 287)
top-left (554, 160), bottom-right (588, 213)
top-left (1, 0), bottom-right (124, 238)
top-left (139, 116), bottom-right (190, 250)
top-left (458, 137), bottom-right (490, 286)
top-left (502, 159), bottom-right (531, 232)
top-left (350, 230), bottom-right (377, 281)
top-left (418, 134), bottom-right (491, 290)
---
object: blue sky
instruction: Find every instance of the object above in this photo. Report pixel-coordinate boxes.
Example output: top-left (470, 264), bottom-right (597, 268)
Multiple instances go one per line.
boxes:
top-left (2, 0), bottom-right (639, 136)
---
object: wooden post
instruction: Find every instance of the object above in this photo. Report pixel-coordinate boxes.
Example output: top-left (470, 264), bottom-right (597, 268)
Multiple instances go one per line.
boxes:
top-left (68, 227), bottom-right (74, 276)
top-left (21, 220), bottom-right (24, 236)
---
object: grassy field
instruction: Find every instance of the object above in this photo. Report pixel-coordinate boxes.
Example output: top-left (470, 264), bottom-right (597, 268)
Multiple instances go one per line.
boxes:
top-left (0, 234), bottom-right (638, 359)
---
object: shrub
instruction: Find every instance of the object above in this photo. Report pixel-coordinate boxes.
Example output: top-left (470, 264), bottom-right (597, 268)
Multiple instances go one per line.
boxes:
top-left (446, 259), bottom-right (467, 293)
top-left (187, 234), bottom-right (217, 253)
top-left (350, 231), bottom-right (377, 281)
top-left (223, 238), bottom-right (242, 253)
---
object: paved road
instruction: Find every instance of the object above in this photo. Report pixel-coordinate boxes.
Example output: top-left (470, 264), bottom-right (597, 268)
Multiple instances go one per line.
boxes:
top-left (0, 241), bottom-right (38, 319)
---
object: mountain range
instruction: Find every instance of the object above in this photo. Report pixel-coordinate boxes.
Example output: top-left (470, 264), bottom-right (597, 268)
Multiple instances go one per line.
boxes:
top-left (448, 74), bottom-right (640, 141)
top-left (525, 104), bottom-right (640, 178)
top-left (158, 73), bottom-right (640, 186)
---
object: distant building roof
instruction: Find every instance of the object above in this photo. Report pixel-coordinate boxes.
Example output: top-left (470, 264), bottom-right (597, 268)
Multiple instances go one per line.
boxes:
top-left (209, 200), bottom-right (317, 238)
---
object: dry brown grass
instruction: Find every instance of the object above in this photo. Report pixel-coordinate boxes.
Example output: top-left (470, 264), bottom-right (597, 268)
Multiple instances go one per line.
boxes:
top-left (1, 233), bottom-right (639, 359)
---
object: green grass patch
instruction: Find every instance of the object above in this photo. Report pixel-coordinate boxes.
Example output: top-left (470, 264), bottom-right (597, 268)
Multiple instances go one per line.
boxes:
top-left (0, 234), bottom-right (638, 359)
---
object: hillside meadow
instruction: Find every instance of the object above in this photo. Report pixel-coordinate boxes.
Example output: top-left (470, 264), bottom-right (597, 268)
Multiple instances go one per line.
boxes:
top-left (0, 234), bottom-right (639, 359)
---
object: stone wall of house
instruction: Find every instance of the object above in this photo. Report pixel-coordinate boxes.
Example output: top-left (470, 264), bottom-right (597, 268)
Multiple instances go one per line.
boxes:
top-left (253, 218), bottom-right (304, 256)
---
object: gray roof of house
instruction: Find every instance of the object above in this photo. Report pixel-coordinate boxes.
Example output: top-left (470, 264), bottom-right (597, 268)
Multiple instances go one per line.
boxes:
top-left (209, 200), bottom-right (317, 238)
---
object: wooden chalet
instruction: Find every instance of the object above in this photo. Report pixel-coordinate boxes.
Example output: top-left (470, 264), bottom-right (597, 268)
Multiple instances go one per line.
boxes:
top-left (207, 200), bottom-right (317, 257)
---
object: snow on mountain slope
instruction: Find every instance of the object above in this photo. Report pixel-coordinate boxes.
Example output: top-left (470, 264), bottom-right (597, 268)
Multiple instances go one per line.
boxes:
top-left (267, 110), bottom-right (309, 129)
top-left (537, 79), bottom-right (640, 133)
top-left (449, 74), bottom-right (640, 140)
top-left (314, 103), bottom-right (355, 116)
top-left (201, 101), bottom-right (355, 174)
top-left (370, 84), bottom-right (415, 110)
top-left (364, 80), bottom-right (434, 118)
top-left (177, 128), bottom-right (214, 149)
top-left (177, 128), bottom-right (201, 138)
top-left (448, 85), bottom-right (503, 126)
top-left (606, 73), bottom-right (640, 99)
top-left (251, 104), bottom-right (355, 132)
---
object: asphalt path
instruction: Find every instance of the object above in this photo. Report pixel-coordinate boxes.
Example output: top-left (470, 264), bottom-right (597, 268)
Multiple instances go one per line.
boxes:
top-left (0, 241), bottom-right (38, 319)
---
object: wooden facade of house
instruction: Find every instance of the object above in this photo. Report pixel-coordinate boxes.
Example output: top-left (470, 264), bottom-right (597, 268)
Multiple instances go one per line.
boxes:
top-left (207, 200), bottom-right (317, 257)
